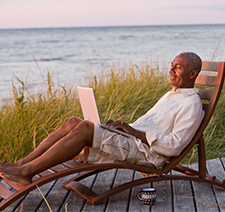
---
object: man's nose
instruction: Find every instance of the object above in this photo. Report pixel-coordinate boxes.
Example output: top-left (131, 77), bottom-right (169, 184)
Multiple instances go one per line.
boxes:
top-left (169, 67), bottom-right (175, 74)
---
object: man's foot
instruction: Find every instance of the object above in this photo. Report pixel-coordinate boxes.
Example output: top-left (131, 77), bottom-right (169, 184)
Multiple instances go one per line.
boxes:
top-left (0, 167), bottom-right (32, 186)
top-left (0, 163), bottom-right (20, 169)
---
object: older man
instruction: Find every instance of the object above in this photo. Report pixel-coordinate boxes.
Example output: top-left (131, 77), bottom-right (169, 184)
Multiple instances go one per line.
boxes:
top-left (0, 52), bottom-right (204, 185)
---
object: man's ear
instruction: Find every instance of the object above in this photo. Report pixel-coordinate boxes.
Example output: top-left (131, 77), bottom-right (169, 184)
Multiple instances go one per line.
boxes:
top-left (190, 69), bottom-right (199, 79)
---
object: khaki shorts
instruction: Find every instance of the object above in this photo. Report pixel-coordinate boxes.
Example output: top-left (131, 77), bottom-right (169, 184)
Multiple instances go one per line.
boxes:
top-left (87, 124), bottom-right (154, 167)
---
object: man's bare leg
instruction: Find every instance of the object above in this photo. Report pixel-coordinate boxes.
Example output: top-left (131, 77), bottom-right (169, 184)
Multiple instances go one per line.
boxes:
top-left (0, 120), bottom-right (94, 185)
top-left (0, 117), bottom-right (83, 168)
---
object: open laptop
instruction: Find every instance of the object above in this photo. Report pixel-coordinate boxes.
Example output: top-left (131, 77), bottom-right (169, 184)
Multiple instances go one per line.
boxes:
top-left (77, 86), bottom-right (135, 138)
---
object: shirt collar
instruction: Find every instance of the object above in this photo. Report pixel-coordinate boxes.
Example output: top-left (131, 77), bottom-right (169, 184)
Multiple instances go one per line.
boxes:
top-left (171, 87), bottom-right (199, 98)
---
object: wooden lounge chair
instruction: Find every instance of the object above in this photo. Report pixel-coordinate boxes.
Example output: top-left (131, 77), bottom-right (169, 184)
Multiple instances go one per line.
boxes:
top-left (0, 61), bottom-right (225, 210)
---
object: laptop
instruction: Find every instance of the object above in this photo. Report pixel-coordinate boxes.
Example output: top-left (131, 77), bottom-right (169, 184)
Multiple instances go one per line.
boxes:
top-left (77, 86), bottom-right (135, 138)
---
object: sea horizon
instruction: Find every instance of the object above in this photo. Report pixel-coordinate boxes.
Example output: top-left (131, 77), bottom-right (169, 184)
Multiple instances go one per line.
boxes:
top-left (1, 23), bottom-right (225, 30)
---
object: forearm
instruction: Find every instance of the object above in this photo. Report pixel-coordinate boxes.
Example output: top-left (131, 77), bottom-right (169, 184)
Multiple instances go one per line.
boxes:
top-left (132, 129), bottom-right (149, 146)
top-left (105, 119), bottom-right (148, 146)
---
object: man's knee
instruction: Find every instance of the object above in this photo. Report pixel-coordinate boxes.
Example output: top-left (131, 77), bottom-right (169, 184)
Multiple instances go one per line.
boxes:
top-left (61, 117), bottom-right (82, 131)
top-left (67, 117), bottom-right (83, 127)
top-left (70, 120), bottom-right (94, 146)
top-left (78, 120), bottom-right (94, 135)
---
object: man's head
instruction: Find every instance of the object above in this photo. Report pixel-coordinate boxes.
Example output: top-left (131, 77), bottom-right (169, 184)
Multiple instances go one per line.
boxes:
top-left (169, 52), bottom-right (202, 89)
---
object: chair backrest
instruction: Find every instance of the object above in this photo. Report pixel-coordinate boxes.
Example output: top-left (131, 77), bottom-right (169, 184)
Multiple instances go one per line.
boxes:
top-left (162, 61), bottom-right (225, 173)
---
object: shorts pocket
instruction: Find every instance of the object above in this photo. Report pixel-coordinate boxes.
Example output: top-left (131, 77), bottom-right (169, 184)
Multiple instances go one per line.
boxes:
top-left (101, 132), bottom-right (129, 161)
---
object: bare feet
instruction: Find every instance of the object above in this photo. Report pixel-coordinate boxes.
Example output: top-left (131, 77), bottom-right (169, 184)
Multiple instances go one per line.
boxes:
top-left (0, 163), bottom-right (20, 169)
top-left (0, 167), bottom-right (32, 186)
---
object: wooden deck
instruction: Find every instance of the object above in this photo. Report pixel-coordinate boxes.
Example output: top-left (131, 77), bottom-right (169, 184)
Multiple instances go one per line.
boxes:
top-left (1, 157), bottom-right (225, 212)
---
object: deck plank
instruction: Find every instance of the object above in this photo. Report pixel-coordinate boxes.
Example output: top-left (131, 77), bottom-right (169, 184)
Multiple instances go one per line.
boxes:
top-left (106, 169), bottom-right (134, 211)
top-left (189, 162), bottom-right (220, 212)
top-left (128, 171), bottom-right (151, 212)
top-left (10, 181), bottom-right (55, 212)
top-left (82, 169), bottom-right (117, 211)
top-left (206, 158), bottom-right (225, 212)
top-left (13, 181), bottom-right (55, 212)
top-left (37, 174), bottom-right (79, 211)
top-left (171, 170), bottom-right (196, 212)
top-left (151, 176), bottom-right (173, 212)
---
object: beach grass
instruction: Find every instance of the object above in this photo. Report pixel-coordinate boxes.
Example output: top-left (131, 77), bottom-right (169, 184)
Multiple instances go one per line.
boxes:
top-left (0, 61), bottom-right (224, 164)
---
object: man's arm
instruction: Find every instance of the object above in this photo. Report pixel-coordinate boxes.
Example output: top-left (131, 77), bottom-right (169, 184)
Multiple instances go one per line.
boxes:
top-left (146, 101), bottom-right (203, 157)
top-left (105, 119), bottom-right (149, 146)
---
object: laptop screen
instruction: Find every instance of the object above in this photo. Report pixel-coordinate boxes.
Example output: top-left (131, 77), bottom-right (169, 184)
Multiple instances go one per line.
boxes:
top-left (77, 87), bottom-right (101, 124)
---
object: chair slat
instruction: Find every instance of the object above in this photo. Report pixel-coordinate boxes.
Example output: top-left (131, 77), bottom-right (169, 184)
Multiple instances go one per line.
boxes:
top-left (1, 178), bottom-right (25, 191)
top-left (0, 182), bottom-right (14, 199)
top-left (63, 160), bottom-right (83, 168)
top-left (195, 75), bottom-right (216, 86)
top-left (38, 170), bottom-right (55, 178)
top-left (202, 61), bottom-right (219, 72)
top-left (51, 164), bottom-right (67, 172)
top-left (198, 89), bottom-right (213, 100)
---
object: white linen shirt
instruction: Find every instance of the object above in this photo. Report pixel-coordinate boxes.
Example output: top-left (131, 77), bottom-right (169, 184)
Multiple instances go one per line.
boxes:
top-left (130, 87), bottom-right (204, 168)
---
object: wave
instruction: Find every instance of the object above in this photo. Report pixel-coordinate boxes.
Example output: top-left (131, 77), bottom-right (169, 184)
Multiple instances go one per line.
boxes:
top-left (0, 61), bottom-right (34, 66)
top-left (0, 57), bottom-right (66, 66)
top-left (40, 40), bottom-right (60, 43)
top-left (119, 35), bottom-right (135, 40)
top-left (38, 57), bottom-right (65, 62)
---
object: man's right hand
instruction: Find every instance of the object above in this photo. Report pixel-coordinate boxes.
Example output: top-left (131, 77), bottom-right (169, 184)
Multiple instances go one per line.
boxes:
top-left (105, 119), bottom-right (115, 126)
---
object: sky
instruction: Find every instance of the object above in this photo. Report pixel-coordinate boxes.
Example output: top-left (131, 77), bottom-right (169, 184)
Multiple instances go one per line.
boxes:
top-left (1, 0), bottom-right (225, 29)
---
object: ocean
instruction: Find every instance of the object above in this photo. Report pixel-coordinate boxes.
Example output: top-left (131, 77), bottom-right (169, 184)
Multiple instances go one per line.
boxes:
top-left (0, 24), bottom-right (225, 102)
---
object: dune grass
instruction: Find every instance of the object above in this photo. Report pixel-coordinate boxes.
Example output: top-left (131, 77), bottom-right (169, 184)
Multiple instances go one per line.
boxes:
top-left (0, 62), bottom-right (224, 164)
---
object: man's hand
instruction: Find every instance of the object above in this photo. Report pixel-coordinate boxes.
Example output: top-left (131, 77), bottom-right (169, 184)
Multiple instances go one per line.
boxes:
top-left (105, 119), bottom-right (149, 146)
top-left (105, 119), bottom-right (127, 132)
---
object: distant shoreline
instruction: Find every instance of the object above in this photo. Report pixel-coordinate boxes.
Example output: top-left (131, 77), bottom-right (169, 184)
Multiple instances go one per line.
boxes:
top-left (1, 23), bottom-right (225, 31)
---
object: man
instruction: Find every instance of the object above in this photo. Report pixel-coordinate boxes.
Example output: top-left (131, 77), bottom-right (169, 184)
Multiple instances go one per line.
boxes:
top-left (0, 52), bottom-right (204, 186)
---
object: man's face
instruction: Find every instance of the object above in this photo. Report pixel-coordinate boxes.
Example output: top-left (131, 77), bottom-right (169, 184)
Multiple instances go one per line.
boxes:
top-left (169, 54), bottom-right (193, 89)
